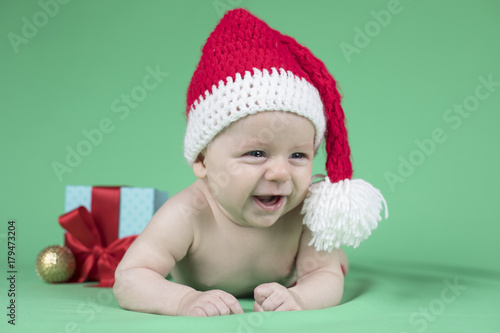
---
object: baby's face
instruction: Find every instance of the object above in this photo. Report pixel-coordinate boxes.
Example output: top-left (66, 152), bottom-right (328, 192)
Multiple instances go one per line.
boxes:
top-left (198, 111), bottom-right (315, 228)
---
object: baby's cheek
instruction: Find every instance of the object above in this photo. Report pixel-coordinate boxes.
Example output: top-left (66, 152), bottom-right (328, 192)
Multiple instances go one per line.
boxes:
top-left (298, 172), bottom-right (313, 193)
top-left (213, 176), bottom-right (249, 204)
top-left (225, 162), bottom-right (247, 177)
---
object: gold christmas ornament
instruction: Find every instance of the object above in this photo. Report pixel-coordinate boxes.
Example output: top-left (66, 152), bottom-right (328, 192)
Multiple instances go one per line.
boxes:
top-left (35, 245), bottom-right (76, 283)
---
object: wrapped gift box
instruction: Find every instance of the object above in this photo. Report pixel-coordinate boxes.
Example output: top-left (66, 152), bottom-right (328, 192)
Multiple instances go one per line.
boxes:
top-left (64, 185), bottom-right (168, 240)
top-left (59, 185), bottom-right (169, 286)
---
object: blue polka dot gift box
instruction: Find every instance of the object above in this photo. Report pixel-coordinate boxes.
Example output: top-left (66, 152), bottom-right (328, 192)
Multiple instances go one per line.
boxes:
top-left (58, 186), bottom-right (168, 286)
top-left (64, 185), bottom-right (168, 239)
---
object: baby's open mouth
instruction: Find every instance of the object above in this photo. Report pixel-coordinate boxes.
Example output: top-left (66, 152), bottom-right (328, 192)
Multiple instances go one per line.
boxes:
top-left (253, 195), bottom-right (285, 211)
top-left (255, 196), bottom-right (280, 204)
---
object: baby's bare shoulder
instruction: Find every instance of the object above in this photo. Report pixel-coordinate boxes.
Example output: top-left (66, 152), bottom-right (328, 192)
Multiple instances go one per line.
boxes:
top-left (117, 182), bottom-right (210, 274)
top-left (147, 181), bottom-right (214, 245)
top-left (166, 181), bottom-right (211, 222)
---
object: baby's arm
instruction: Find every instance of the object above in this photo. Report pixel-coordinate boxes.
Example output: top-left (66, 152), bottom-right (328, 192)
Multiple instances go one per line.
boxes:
top-left (254, 227), bottom-right (345, 311)
top-left (113, 194), bottom-right (243, 316)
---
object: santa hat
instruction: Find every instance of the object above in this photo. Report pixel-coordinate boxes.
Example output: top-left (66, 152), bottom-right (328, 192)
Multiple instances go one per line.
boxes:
top-left (184, 8), bottom-right (388, 252)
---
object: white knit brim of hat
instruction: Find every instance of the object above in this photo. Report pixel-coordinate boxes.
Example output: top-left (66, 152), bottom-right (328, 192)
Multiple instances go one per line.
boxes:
top-left (184, 67), bottom-right (326, 166)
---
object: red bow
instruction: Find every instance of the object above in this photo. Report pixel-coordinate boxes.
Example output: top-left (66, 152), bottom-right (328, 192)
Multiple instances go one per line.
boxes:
top-left (58, 187), bottom-right (137, 287)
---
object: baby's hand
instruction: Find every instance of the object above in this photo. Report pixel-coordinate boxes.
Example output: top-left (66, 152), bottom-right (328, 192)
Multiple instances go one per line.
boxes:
top-left (177, 290), bottom-right (244, 317)
top-left (254, 282), bottom-right (305, 312)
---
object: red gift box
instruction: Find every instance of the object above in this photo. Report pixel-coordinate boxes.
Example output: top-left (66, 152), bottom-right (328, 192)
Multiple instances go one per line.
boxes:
top-left (58, 187), bottom-right (138, 287)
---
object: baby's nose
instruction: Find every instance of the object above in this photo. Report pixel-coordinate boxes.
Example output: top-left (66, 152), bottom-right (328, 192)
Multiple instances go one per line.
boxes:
top-left (264, 158), bottom-right (291, 183)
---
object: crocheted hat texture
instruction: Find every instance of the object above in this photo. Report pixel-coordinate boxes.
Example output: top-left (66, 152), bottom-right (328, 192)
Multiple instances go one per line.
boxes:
top-left (184, 8), bottom-right (387, 251)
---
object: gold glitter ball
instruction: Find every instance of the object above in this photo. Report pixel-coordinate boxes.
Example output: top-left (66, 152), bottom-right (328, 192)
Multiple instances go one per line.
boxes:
top-left (35, 245), bottom-right (76, 283)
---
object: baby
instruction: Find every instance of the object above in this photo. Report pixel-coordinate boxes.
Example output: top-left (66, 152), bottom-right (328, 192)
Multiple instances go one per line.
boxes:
top-left (113, 8), bottom-right (387, 317)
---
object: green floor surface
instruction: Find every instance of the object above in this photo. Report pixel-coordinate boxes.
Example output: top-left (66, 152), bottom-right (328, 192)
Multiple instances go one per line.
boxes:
top-left (5, 259), bottom-right (499, 333)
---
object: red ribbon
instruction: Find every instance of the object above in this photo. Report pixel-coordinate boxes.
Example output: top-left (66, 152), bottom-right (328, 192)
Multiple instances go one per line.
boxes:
top-left (58, 187), bottom-right (137, 287)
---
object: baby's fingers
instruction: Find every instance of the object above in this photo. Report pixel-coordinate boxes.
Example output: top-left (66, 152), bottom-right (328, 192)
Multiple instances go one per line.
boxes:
top-left (180, 290), bottom-right (242, 317)
top-left (195, 294), bottom-right (236, 316)
top-left (207, 298), bottom-right (230, 316)
top-left (190, 305), bottom-right (212, 317)
top-left (254, 301), bottom-right (264, 312)
top-left (254, 283), bottom-right (285, 311)
top-left (219, 292), bottom-right (244, 314)
top-left (254, 282), bottom-right (278, 304)
top-left (199, 291), bottom-right (243, 316)
top-left (190, 300), bottom-right (228, 317)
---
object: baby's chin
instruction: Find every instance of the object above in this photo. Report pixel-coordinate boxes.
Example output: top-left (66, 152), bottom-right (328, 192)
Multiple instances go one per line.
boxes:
top-left (230, 218), bottom-right (279, 229)
top-left (221, 198), bottom-right (300, 228)
top-left (235, 211), bottom-right (294, 229)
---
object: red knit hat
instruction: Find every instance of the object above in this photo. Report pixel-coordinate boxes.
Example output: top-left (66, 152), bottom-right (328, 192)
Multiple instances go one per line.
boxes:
top-left (184, 9), bottom-right (387, 251)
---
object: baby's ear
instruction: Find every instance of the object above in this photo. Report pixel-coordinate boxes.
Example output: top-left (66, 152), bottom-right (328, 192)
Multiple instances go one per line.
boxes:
top-left (192, 152), bottom-right (207, 179)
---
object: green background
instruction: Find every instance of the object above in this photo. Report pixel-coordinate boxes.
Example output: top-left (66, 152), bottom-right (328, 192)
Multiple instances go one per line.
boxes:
top-left (1, 0), bottom-right (500, 332)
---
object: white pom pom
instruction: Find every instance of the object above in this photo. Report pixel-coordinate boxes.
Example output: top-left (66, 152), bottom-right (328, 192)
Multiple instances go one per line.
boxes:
top-left (301, 176), bottom-right (388, 252)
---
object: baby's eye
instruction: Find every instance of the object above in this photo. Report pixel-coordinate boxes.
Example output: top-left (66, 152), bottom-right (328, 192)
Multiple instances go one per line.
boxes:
top-left (290, 152), bottom-right (306, 159)
top-left (247, 151), bottom-right (265, 158)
